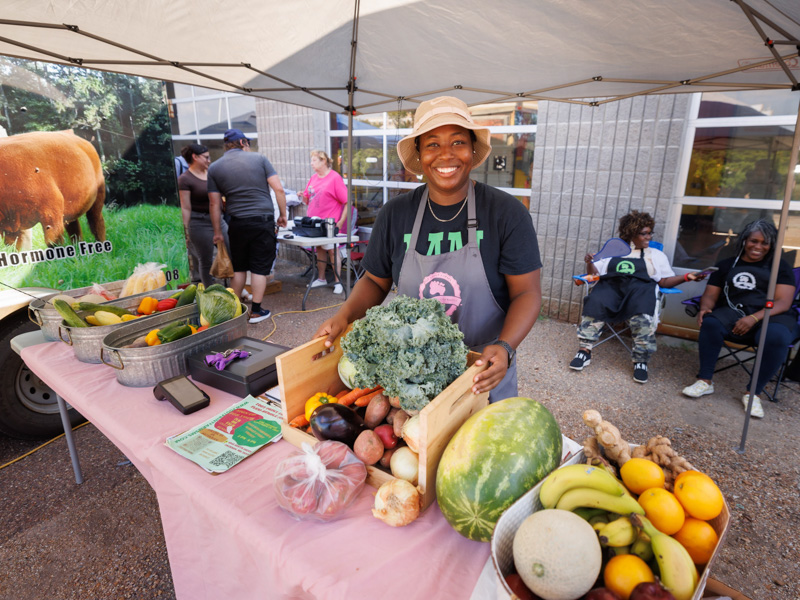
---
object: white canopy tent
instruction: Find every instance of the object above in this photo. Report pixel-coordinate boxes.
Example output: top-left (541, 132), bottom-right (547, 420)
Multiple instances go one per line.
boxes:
top-left (1, 0), bottom-right (799, 449)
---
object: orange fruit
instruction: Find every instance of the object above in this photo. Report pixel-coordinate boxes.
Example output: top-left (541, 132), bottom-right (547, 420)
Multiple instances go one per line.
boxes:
top-left (604, 554), bottom-right (655, 600)
top-left (673, 517), bottom-right (719, 565)
top-left (620, 458), bottom-right (666, 494)
top-left (674, 471), bottom-right (724, 520)
top-left (637, 487), bottom-right (685, 535)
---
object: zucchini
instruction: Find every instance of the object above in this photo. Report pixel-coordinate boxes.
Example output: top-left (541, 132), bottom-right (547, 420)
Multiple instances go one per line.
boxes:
top-left (176, 284), bottom-right (197, 307)
top-left (53, 299), bottom-right (89, 328)
top-left (74, 302), bottom-right (134, 317)
top-left (157, 323), bottom-right (193, 344)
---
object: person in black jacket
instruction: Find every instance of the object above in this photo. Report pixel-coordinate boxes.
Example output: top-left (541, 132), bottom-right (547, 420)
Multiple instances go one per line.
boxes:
top-left (682, 219), bottom-right (800, 419)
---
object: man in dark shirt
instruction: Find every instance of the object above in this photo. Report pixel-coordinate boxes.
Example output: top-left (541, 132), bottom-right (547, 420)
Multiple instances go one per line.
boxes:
top-left (208, 129), bottom-right (287, 323)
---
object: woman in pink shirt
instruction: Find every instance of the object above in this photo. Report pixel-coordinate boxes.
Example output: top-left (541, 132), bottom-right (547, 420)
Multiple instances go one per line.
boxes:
top-left (302, 150), bottom-right (348, 294)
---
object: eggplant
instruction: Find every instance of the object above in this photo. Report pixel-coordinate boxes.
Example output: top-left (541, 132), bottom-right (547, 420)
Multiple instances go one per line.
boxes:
top-left (309, 403), bottom-right (367, 447)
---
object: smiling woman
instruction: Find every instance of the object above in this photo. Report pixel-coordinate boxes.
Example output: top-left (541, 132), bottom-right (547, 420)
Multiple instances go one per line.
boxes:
top-left (313, 96), bottom-right (543, 403)
top-left (681, 218), bottom-right (800, 418)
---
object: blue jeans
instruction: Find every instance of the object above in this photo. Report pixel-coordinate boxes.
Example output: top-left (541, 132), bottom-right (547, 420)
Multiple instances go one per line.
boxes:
top-left (697, 314), bottom-right (799, 394)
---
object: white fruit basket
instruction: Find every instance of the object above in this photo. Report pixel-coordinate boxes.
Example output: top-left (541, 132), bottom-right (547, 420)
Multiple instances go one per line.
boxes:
top-left (491, 445), bottom-right (731, 600)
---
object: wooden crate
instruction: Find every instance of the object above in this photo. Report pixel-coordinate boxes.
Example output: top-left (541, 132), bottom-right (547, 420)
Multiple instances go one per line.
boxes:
top-left (276, 334), bottom-right (489, 511)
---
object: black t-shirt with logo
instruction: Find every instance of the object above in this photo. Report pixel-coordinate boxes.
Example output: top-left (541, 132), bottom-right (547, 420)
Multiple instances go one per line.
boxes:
top-left (361, 182), bottom-right (542, 312)
top-left (708, 255), bottom-right (795, 313)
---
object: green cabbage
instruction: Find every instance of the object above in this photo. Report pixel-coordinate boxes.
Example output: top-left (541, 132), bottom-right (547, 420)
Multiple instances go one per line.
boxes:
top-left (196, 284), bottom-right (238, 326)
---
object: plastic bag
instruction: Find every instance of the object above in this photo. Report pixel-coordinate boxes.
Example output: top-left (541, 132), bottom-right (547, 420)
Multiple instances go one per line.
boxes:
top-left (274, 440), bottom-right (367, 522)
top-left (119, 262), bottom-right (167, 297)
top-left (88, 282), bottom-right (116, 301)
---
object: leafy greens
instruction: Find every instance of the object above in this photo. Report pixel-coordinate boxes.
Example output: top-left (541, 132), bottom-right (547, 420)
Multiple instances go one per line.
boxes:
top-left (340, 296), bottom-right (468, 412)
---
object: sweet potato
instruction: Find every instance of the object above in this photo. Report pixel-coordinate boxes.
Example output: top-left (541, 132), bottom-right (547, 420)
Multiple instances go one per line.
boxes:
top-left (393, 409), bottom-right (410, 439)
top-left (386, 407), bottom-right (400, 425)
top-left (364, 394), bottom-right (392, 428)
top-left (387, 395), bottom-right (402, 409)
top-left (379, 447), bottom-right (397, 469)
top-left (353, 430), bottom-right (384, 465)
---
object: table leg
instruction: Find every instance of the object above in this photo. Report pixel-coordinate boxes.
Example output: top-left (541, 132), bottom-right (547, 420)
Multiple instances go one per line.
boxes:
top-left (56, 393), bottom-right (84, 484)
top-left (301, 248), bottom-right (318, 311)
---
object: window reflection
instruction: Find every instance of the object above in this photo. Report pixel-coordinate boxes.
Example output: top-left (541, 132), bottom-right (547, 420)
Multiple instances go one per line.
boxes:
top-left (685, 125), bottom-right (799, 200)
top-left (227, 96), bottom-right (257, 133)
top-left (169, 102), bottom-right (197, 136)
top-left (674, 207), bottom-right (800, 269)
top-left (699, 91), bottom-right (800, 118)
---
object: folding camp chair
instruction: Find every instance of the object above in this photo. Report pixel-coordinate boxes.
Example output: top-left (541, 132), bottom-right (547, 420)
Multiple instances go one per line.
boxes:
top-left (574, 241), bottom-right (678, 356)
top-left (682, 266), bottom-right (800, 402)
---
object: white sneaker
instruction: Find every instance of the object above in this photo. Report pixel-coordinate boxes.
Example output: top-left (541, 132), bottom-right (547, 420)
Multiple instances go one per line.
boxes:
top-left (310, 279), bottom-right (327, 288)
top-left (742, 394), bottom-right (764, 418)
top-left (682, 380), bottom-right (714, 398)
top-left (333, 283), bottom-right (343, 295)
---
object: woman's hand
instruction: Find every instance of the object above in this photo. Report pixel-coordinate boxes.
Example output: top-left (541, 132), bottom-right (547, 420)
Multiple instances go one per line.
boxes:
top-left (732, 314), bottom-right (758, 336)
top-left (472, 345), bottom-right (510, 395)
top-left (584, 252), bottom-right (595, 264)
top-left (312, 313), bottom-right (350, 351)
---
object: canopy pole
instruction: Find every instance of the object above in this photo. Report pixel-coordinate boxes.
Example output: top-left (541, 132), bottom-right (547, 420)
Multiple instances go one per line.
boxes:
top-left (737, 98), bottom-right (800, 453)
top-left (344, 0), bottom-right (361, 294)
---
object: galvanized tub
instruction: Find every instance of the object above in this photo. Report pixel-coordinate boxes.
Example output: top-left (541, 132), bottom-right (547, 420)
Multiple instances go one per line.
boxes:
top-left (29, 279), bottom-right (167, 342)
top-left (100, 304), bottom-right (248, 387)
top-left (58, 289), bottom-right (182, 364)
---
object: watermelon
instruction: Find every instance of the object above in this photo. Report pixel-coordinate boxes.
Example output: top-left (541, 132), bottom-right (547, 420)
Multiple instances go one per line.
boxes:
top-left (435, 397), bottom-right (562, 542)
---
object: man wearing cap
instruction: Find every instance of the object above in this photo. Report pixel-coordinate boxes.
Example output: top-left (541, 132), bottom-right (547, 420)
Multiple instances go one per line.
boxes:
top-left (313, 96), bottom-right (542, 403)
top-left (208, 129), bottom-right (288, 323)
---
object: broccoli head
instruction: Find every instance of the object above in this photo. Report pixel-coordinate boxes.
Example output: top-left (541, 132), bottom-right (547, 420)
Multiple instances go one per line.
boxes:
top-left (340, 296), bottom-right (468, 412)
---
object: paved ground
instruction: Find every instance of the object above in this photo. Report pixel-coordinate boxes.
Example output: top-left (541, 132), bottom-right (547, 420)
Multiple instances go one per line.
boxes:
top-left (0, 256), bottom-right (797, 599)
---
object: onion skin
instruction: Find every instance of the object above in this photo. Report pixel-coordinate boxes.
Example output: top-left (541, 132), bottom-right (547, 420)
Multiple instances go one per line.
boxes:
top-left (372, 479), bottom-right (421, 527)
top-left (401, 414), bottom-right (421, 453)
top-left (389, 446), bottom-right (419, 485)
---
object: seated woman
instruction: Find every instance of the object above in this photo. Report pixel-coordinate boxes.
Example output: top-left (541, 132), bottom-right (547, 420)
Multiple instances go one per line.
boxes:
top-left (681, 219), bottom-right (800, 419)
top-left (569, 210), bottom-right (704, 383)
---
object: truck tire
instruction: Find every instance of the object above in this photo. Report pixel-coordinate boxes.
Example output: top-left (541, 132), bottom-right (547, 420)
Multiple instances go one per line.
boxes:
top-left (0, 309), bottom-right (85, 439)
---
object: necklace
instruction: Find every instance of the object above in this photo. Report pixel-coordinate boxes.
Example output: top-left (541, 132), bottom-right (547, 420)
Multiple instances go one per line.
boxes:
top-left (428, 196), bottom-right (467, 223)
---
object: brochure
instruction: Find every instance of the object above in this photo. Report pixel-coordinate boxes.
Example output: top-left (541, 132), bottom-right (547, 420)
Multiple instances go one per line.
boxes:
top-left (165, 390), bottom-right (283, 474)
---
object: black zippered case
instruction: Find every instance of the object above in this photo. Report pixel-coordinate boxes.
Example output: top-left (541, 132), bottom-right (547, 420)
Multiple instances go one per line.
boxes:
top-left (187, 337), bottom-right (290, 397)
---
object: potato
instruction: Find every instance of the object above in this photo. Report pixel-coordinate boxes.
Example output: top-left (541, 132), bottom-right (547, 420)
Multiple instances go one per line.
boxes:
top-left (364, 393), bottom-right (391, 428)
top-left (393, 409), bottom-right (410, 439)
top-left (379, 447), bottom-right (396, 469)
top-left (388, 395), bottom-right (402, 409)
top-left (353, 430), bottom-right (384, 465)
top-left (386, 407), bottom-right (400, 425)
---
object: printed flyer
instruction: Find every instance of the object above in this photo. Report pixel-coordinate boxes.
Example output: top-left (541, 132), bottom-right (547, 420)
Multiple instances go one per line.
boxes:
top-left (165, 393), bottom-right (283, 474)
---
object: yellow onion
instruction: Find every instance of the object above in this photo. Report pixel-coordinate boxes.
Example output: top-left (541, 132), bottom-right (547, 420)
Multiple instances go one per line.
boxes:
top-left (389, 446), bottom-right (419, 485)
top-left (372, 479), bottom-right (421, 527)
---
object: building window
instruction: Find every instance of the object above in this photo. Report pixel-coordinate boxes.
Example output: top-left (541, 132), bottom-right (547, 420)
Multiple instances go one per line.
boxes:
top-left (165, 83), bottom-right (258, 162)
top-left (329, 102), bottom-right (537, 225)
top-left (672, 91), bottom-right (800, 269)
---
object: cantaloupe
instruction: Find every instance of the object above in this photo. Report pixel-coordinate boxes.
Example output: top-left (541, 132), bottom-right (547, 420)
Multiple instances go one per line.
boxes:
top-left (512, 509), bottom-right (602, 600)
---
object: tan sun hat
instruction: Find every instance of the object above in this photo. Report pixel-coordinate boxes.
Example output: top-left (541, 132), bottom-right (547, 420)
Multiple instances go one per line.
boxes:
top-left (397, 96), bottom-right (491, 176)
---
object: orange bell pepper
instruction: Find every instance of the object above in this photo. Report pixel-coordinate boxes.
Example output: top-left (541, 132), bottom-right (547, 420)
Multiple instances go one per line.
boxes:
top-left (137, 296), bottom-right (159, 315)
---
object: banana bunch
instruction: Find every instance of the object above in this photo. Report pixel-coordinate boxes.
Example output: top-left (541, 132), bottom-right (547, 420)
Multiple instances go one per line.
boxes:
top-left (630, 514), bottom-right (698, 600)
top-left (539, 463), bottom-right (644, 515)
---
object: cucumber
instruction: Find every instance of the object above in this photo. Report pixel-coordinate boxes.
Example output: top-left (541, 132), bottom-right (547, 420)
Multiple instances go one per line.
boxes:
top-left (73, 302), bottom-right (134, 317)
top-left (169, 289), bottom-right (184, 299)
top-left (176, 284), bottom-right (197, 307)
top-left (157, 323), bottom-right (193, 344)
top-left (53, 299), bottom-right (89, 328)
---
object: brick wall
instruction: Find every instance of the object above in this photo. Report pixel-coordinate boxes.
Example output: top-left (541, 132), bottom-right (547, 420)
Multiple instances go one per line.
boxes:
top-left (531, 95), bottom-right (690, 322)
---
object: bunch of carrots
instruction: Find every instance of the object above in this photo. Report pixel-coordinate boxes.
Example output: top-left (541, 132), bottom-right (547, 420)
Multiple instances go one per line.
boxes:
top-left (288, 385), bottom-right (384, 429)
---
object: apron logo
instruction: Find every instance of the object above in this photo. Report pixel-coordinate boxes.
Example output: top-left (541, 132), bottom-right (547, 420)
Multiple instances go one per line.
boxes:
top-left (615, 260), bottom-right (636, 274)
top-left (419, 272), bottom-right (462, 316)
top-left (732, 272), bottom-right (757, 290)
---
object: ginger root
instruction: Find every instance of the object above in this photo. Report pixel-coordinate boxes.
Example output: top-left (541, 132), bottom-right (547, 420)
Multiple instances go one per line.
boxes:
top-left (582, 409), bottom-right (633, 466)
top-left (583, 436), bottom-right (612, 468)
top-left (631, 435), bottom-right (694, 491)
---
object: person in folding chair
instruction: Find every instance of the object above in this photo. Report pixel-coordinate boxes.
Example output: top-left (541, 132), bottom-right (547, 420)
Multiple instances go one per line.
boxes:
top-left (569, 210), bottom-right (705, 383)
top-left (681, 219), bottom-right (800, 419)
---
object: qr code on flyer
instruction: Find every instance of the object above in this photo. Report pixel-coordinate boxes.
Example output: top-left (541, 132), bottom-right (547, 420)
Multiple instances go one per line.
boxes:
top-left (208, 451), bottom-right (241, 472)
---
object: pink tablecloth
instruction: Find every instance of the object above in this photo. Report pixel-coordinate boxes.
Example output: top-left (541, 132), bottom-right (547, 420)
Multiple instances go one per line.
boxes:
top-left (22, 342), bottom-right (490, 600)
